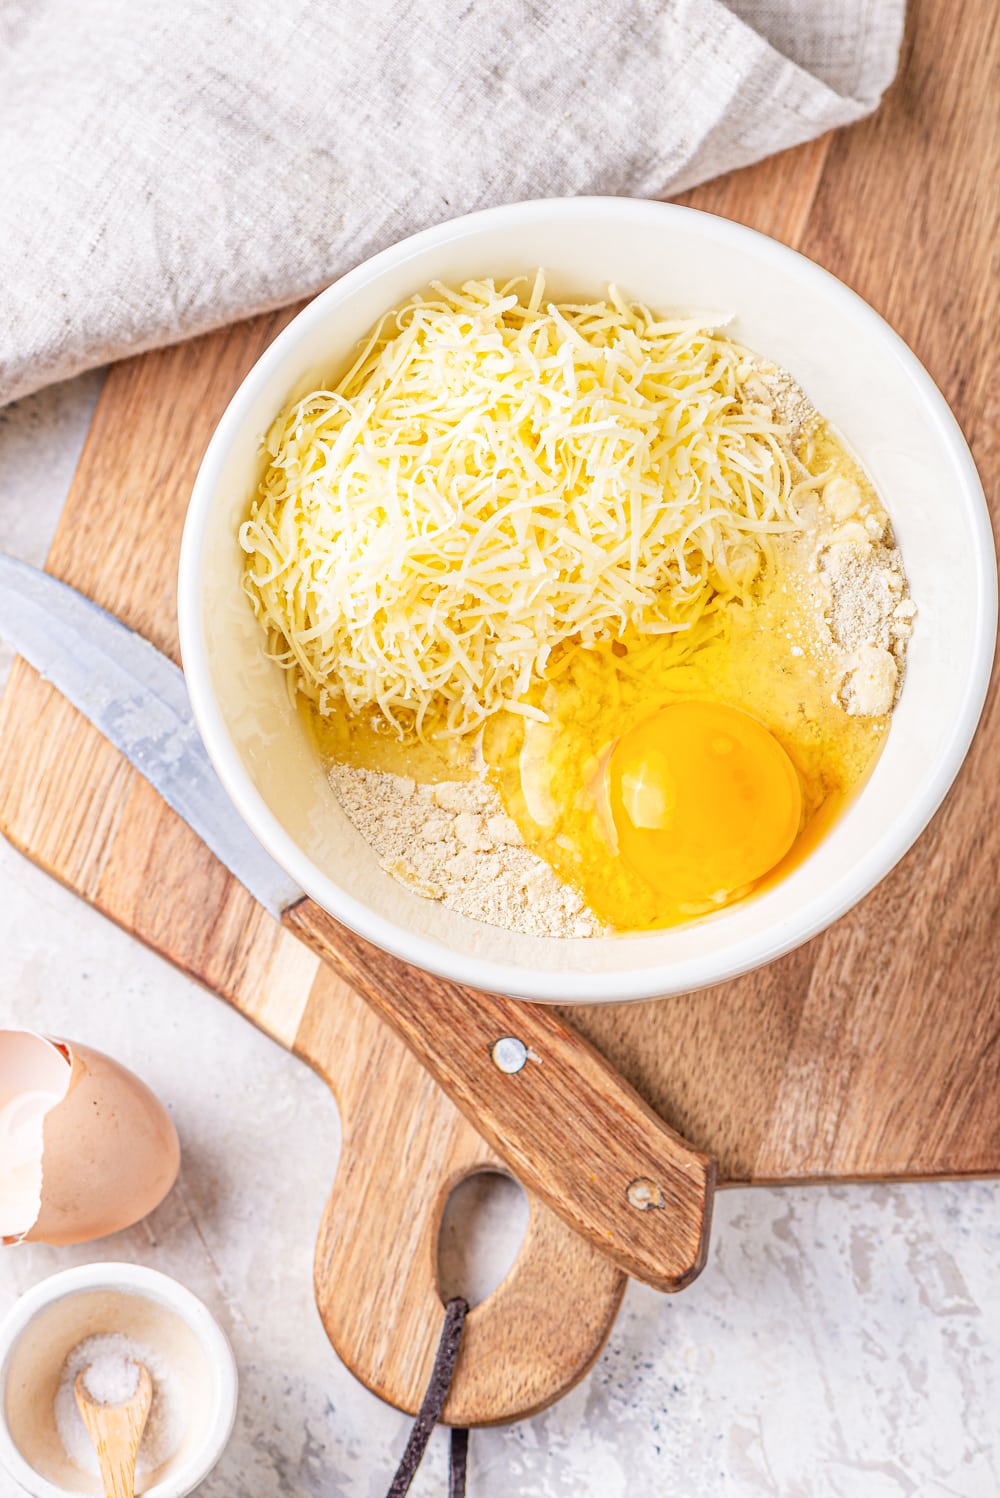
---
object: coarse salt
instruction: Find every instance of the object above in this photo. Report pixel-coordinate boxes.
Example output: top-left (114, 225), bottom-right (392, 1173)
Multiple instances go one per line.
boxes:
top-left (55, 1333), bottom-right (184, 1479)
top-left (81, 1352), bottom-right (139, 1406)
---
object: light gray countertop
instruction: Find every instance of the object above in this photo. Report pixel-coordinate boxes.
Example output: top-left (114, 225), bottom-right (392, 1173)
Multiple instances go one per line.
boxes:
top-left (0, 374), bottom-right (996, 1498)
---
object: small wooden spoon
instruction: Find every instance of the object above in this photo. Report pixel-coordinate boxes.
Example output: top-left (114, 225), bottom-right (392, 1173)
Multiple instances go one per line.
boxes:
top-left (74, 1363), bottom-right (153, 1498)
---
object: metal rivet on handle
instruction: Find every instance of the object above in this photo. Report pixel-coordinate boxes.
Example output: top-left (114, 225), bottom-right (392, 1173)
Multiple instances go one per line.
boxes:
top-left (626, 1177), bottom-right (665, 1211)
top-left (491, 1036), bottom-right (528, 1074)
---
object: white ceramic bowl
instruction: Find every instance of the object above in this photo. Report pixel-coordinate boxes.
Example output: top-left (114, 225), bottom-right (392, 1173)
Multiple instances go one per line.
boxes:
top-left (178, 197), bottom-right (996, 1004)
top-left (0, 1263), bottom-right (237, 1497)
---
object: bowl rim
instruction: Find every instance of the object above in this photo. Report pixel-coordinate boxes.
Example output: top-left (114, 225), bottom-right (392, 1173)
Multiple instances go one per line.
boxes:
top-left (0, 1262), bottom-right (238, 1498)
top-left (178, 195), bottom-right (997, 1004)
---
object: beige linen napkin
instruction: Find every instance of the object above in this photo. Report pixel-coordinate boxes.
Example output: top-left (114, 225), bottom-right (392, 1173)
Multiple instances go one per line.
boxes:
top-left (0, 0), bottom-right (904, 407)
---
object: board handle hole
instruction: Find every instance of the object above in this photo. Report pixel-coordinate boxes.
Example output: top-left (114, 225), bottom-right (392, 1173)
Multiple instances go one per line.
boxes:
top-left (437, 1170), bottom-right (529, 1308)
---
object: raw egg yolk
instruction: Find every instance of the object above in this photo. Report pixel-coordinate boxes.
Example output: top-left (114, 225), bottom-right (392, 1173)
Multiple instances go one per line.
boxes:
top-left (608, 701), bottom-right (802, 906)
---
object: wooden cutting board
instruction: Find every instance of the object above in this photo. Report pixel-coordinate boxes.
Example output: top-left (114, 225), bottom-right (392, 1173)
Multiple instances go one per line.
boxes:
top-left (0, 0), bottom-right (997, 1426)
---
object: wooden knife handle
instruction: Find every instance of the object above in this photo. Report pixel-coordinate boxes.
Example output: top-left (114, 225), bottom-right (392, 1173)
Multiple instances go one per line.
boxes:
top-left (283, 897), bottom-right (716, 1292)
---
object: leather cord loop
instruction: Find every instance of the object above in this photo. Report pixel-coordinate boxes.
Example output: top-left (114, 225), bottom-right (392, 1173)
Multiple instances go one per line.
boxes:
top-left (386, 1297), bottom-right (470, 1498)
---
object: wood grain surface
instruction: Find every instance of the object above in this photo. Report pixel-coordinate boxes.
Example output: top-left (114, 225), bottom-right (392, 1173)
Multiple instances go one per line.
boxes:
top-left (297, 952), bottom-right (627, 1425)
top-left (286, 898), bottom-right (714, 1291)
top-left (0, 0), bottom-right (997, 1418)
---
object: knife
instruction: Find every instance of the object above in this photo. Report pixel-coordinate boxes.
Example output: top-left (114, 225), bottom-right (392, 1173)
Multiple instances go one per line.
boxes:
top-left (0, 553), bottom-right (714, 1291)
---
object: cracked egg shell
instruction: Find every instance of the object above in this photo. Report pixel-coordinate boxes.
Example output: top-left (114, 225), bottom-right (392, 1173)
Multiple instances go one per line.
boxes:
top-left (0, 1031), bottom-right (179, 1246)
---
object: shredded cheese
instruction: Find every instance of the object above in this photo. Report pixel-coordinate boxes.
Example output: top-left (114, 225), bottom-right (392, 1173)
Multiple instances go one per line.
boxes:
top-left (240, 276), bottom-right (810, 737)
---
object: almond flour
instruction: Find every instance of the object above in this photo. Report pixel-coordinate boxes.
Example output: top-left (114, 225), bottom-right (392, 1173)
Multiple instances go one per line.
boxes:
top-left (740, 357), bottom-right (816, 434)
top-left (747, 365), bottom-right (915, 717)
top-left (787, 471), bottom-right (914, 718)
top-left (328, 763), bottom-right (602, 938)
top-left (818, 509), bottom-right (914, 714)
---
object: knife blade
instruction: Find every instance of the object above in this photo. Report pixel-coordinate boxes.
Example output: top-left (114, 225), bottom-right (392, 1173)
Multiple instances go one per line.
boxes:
top-left (0, 554), bottom-right (715, 1290)
top-left (0, 554), bottom-right (298, 916)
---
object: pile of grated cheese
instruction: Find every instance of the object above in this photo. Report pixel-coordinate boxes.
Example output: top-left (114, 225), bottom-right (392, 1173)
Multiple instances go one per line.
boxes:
top-left (240, 275), bottom-right (811, 738)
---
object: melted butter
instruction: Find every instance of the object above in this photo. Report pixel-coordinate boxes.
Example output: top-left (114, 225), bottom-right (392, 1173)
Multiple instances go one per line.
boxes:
top-left (304, 698), bottom-right (474, 783)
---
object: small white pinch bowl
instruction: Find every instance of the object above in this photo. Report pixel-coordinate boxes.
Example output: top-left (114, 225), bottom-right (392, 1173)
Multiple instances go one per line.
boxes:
top-left (0, 1263), bottom-right (237, 1497)
top-left (178, 197), bottom-right (997, 1004)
